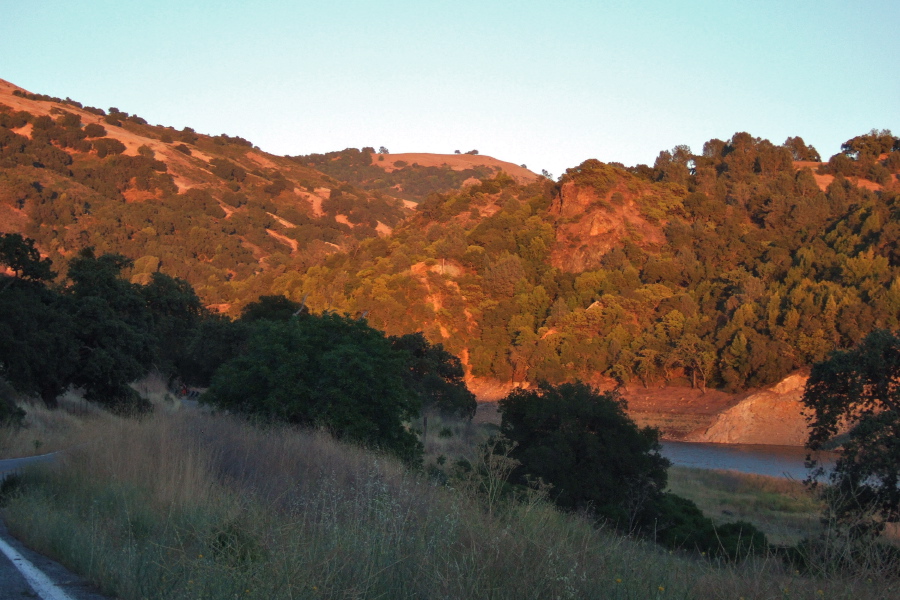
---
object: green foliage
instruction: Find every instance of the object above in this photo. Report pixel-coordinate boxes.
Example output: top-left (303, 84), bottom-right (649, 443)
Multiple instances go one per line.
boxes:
top-left (0, 275), bottom-right (77, 407)
top-left (651, 493), bottom-right (768, 559)
top-left (203, 314), bottom-right (422, 462)
top-left (92, 137), bottom-right (126, 158)
top-left (802, 329), bottom-right (900, 535)
top-left (390, 332), bottom-right (476, 418)
top-left (210, 158), bottom-right (246, 182)
top-left (239, 294), bottom-right (302, 322)
top-left (83, 123), bottom-right (106, 138)
top-left (179, 315), bottom-right (250, 387)
top-left (66, 250), bottom-right (155, 410)
top-left (0, 233), bottom-right (54, 281)
top-left (141, 272), bottom-right (207, 376)
top-left (498, 381), bottom-right (669, 526)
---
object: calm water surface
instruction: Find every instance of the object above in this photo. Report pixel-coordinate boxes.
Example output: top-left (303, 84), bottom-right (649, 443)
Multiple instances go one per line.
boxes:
top-left (661, 441), bottom-right (836, 480)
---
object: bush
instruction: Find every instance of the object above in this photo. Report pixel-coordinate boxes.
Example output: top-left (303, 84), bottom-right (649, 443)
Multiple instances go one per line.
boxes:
top-left (92, 137), bottom-right (126, 158)
top-left (652, 493), bottom-right (768, 559)
top-left (83, 123), bottom-right (106, 138)
top-left (498, 381), bottom-right (669, 527)
top-left (203, 314), bottom-right (422, 462)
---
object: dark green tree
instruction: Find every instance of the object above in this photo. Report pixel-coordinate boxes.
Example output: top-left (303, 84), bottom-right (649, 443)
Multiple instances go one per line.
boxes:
top-left (802, 329), bottom-right (900, 535)
top-left (0, 234), bottom-right (75, 408)
top-left (141, 272), bottom-right (207, 377)
top-left (180, 314), bottom-right (250, 387)
top-left (390, 332), bottom-right (476, 418)
top-left (0, 233), bottom-right (54, 283)
top-left (239, 295), bottom-right (303, 323)
top-left (0, 277), bottom-right (77, 408)
top-left (203, 314), bottom-right (422, 462)
top-left (498, 381), bottom-right (669, 526)
top-left (65, 250), bottom-right (155, 410)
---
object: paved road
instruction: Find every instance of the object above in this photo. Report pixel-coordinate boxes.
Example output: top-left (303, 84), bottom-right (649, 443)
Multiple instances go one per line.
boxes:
top-left (0, 454), bottom-right (112, 599)
top-left (0, 452), bottom-right (60, 482)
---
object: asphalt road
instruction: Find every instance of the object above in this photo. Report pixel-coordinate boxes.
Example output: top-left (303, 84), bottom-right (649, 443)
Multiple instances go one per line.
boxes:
top-left (0, 454), bottom-right (112, 600)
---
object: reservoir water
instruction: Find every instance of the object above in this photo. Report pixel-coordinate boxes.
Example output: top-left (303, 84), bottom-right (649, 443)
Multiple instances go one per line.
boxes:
top-left (661, 441), bottom-right (836, 480)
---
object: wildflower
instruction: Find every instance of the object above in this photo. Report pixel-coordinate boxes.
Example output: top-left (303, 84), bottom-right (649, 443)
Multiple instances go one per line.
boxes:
top-left (615, 578), bottom-right (622, 584)
top-left (198, 554), bottom-right (203, 558)
top-left (658, 586), bottom-right (665, 592)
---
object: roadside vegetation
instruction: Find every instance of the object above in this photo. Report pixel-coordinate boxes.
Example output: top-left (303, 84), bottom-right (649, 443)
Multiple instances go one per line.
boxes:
top-left (2, 392), bottom-right (897, 600)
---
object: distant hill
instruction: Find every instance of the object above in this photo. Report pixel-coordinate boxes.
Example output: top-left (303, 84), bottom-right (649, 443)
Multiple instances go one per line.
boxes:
top-left (292, 148), bottom-right (538, 202)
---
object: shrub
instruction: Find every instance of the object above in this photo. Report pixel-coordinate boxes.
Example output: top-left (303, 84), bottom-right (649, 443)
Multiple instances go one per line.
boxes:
top-left (651, 493), bottom-right (768, 559)
top-left (203, 314), bottom-right (422, 462)
top-left (499, 381), bottom-right (669, 527)
top-left (92, 137), bottom-right (126, 158)
top-left (83, 123), bottom-right (106, 138)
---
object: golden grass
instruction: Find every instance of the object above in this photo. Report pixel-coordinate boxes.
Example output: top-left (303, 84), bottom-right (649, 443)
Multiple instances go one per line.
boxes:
top-left (0, 389), bottom-right (898, 599)
top-left (667, 467), bottom-right (823, 546)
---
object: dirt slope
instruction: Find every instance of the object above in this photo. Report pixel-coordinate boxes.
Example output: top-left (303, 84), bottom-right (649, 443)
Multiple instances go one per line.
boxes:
top-left (685, 373), bottom-right (810, 446)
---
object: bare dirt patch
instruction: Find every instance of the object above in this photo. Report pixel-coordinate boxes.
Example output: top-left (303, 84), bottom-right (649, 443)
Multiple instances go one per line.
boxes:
top-left (266, 229), bottom-right (298, 253)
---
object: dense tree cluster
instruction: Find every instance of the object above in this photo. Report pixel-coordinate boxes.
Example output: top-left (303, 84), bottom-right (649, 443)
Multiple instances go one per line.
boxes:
top-left (290, 131), bottom-right (900, 393)
top-left (819, 129), bottom-right (900, 185)
top-left (0, 237), bottom-right (200, 410)
top-left (3, 91), bottom-right (899, 397)
top-left (1, 235), bottom-right (470, 462)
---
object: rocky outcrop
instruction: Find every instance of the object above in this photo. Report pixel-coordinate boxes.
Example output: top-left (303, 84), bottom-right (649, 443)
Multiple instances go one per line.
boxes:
top-left (686, 373), bottom-right (810, 446)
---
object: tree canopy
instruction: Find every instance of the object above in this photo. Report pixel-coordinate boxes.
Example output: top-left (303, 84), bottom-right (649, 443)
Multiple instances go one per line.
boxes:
top-left (498, 381), bottom-right (669, 526)
top-left (202, 314), bottom-right (423, 462)
top-left (802, 329), bottom-right (900, 534)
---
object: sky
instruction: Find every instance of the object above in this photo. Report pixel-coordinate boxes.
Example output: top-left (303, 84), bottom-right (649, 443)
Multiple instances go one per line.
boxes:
top-left (2, 1), bottom-right (898, 178)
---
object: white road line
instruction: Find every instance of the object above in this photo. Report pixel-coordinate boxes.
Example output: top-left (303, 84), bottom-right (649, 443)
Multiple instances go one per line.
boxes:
top-left (0, 536), bottom-right (75, 600)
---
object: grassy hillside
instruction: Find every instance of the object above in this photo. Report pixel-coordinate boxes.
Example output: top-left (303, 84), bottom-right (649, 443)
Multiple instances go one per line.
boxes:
top-left (1, 389), bottom-right (896, 599)
top-left (292, 147), bottom-right (538, 202)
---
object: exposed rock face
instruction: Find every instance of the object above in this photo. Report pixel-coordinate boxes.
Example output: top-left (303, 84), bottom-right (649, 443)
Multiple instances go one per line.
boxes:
top-left (687, 373), bottom-right (810, 446)
top-left (549, 180), bottom-right (666, 272)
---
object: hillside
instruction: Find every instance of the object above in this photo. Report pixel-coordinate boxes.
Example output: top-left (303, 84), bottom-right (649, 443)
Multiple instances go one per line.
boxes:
top-left (283, 134), bottom-right (900, 413)
top-left (0, 78), bottom-right (410, 311)
top-left (2, 79), bottom-right (900, 422)
top-left (292, 147), bottom-right (538, 202)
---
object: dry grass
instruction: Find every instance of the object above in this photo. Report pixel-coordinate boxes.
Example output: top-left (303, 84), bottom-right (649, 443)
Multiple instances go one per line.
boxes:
top-left (667, 467), bottom-right (823, 546)
top-left (0, 389), bottom-right (898, 599)
top-left (0, 392), bottom-right (113, 458)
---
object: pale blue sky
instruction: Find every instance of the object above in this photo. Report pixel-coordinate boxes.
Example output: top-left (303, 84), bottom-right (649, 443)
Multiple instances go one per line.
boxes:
top-left (2, 1), bottom-right (897, 177)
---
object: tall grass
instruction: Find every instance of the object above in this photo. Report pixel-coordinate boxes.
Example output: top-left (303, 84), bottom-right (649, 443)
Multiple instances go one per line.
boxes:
top-left (1, 404), bottom-right (898, 599)
top-left (0, 391), bottom-right (115, 459)
top-left (667, 467), bottom-right (823, 546)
